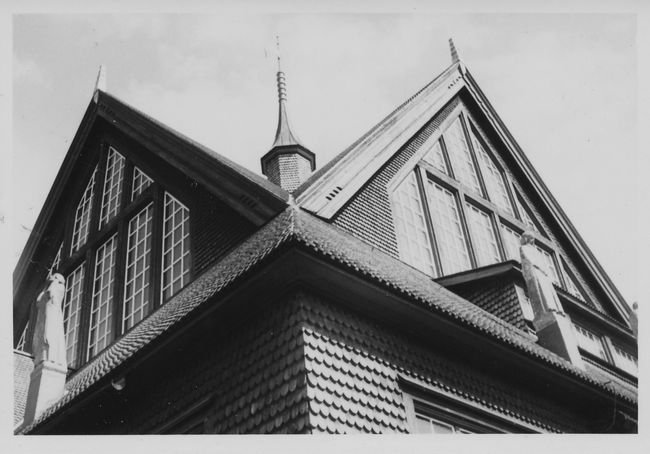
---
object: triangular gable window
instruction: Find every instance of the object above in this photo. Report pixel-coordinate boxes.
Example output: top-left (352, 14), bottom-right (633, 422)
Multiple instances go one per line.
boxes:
top-left (421, 140), bottom-right (449, 176)
top-left (99, 147), bottom-right (125, 226)
top-left (17, 322), bottom-right (28, 351)
top-left (132, 167), bottom-right (153, 200)
top-left (51, 243), bottom-right (62, 274)
top-left (71, 167), bottom-right (97, 253)
top-left (561, 259), bottom-right (586, 302)
top-left (514, 192), bottom-right (542, 235)
top-left (469, 128), bottom-right (515, 216)
top-left (442, 117), bottom-right (482, 195)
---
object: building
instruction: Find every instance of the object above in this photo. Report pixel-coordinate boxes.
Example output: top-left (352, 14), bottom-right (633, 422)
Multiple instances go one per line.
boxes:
top-left (13, 41), bottom-right (637, 434)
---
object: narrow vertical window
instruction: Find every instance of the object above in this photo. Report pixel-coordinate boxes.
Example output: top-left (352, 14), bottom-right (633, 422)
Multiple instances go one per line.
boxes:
top-left (421, 139), bottom-right (448, 175)
top-left (88, 235), bottom-right (117, 358)
top-left (63, 263), bottom-right (85, 367)
top-left (465, 204), bottom-right (500, 267)
top-left (123, 204), bottom-right (154, 331)
top-left (131, 167), bottom-right (153, 201)
top-left (470, 130), bottom-right (514, 216)
top-left (426, 181), bottom-right (471, 274)
top-left (71, 167), bottom-right (97, 253)
top-left (561, 260), bottom-right (585, 301)
top-left (515, 194), bottom-right (540, 234)
top-left (17, 322), bottom-right (28, 351)
top-left (99, 147), bottom-right (125, 226)
top-left (501, 224), bottom-right (522, 262)
top-left (161, 193), bottom-right (190, 301)
top-left (443, 118), bottom-right (481, 195)
top-left (51, 243), bottom-right (62, 273)
top-left (391, 172), bottom-right (437, 276)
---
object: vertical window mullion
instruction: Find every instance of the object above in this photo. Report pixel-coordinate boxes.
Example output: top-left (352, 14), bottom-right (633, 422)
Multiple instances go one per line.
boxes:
top-left (150, 185), bottom-right (164, 310)
top-left (415, 168), bottom-right (442, 276)
top-left (112, 221), bottom-right (129, 337)
top-left (458, 113), bottom-right (488, 199)
top-left (76, 249), bottom-right (96, 367)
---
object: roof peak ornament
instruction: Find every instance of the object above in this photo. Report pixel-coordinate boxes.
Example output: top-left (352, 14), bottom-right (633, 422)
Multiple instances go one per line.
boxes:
top-left (449, 38), bottom-right (460, 64)
top-left (93, 64), bottom-right (107, 103)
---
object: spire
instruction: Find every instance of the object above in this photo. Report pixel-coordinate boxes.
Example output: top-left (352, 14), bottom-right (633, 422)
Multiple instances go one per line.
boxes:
top-left (449, 38), bottom-right (460, 64)
top-left (93, 65), bottom-right (107, 103)
top-left (261, 35), bottom-right (316, 193)
top-left (271, 36), bottom-right (301, 148)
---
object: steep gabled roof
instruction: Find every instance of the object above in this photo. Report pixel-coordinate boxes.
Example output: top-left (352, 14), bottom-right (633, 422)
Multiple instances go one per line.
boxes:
top-left (13, 90), bottom-right (289, 300)
top-left (294, 59), bottom-right (631, 323)
top-left (19, 205), bottom-right (636, 434)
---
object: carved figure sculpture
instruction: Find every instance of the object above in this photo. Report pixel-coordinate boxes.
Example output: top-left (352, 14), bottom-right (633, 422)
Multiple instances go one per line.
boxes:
top-left (32, 273), bottom-right (67, 368)
top-left (520, 232), bottom-right (563, 316)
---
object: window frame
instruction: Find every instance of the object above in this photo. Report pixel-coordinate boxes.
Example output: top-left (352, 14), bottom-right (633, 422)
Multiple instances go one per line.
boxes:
top-left (46, 139), bottom-right (194, 368)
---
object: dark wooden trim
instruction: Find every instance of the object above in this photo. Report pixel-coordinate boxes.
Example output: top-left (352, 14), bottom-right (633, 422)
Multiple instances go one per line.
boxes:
top-left (76, 248), bottom-right (95, 368)
top-left (150, 185), bottom-right (164, 310)
top-left (112, 218), bottom-right (128, 338)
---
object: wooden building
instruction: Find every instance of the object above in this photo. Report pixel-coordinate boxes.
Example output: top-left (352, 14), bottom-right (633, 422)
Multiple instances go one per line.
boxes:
top-left (13, 42), bottom-right (637, 434)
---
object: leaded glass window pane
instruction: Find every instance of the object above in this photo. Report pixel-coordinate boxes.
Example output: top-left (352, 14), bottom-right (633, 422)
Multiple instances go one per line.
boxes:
top-left (515, 194), bottom-right (540, 234)
top-left (71, 167), bottom-right (97, 253)
top-left (561, 260), bottom-right (585, 301)
top-left (612, 345), bottom-right (637, 376)
top-left (443, 118), bottom-right (481, 195)
top-left (426, 181), bottom-right (471, 275)
top-left (17, 322), bottom-right (28, 351)
top-left (421, 139), bottom-right (448, 175)
top-left (88, 235), bottom-right (117, 358)
top-left (132, 166), bottom-right (153, 201)
top-left (465, 204), bottom-right (501, 267)
top-left (123, 204), bottom-right (154, 331)
top-left (161, 193), bottom-right (190, 301)
top-left (470, 130), bottom-right (514, 215)
top-left (51, 243), bottom-right (62, 273)
top-left (501, 224), bottom-right (522, 262)
top-left (413, 412), bottom-right (473, 434)
top-left (99, 147), bottom-right (125, 226)
top-left (392, 172), bottom-right (437, 276)
top-left (573, 323), bottom-right (608, 360)
top-left (63, 263), bottom-right (85, 367)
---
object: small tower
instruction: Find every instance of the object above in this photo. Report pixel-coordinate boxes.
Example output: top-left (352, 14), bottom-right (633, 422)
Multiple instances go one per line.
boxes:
top-left (261, 39), bottom-right (315, 193)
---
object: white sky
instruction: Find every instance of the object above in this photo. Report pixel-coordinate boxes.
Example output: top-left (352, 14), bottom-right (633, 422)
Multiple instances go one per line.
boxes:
top-left (9, 12), bottom-right (640, 307)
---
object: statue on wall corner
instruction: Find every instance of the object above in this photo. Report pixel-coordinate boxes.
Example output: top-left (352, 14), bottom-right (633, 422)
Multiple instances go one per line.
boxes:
top-left (32, 272), bottom-right (67, 368)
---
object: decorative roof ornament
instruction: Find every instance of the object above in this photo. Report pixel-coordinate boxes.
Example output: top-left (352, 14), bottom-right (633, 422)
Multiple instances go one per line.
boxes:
top-left (93, 65), bottom-right (107, 103)
top-left (271, 36), bottom-right (301, 148)
top-left (449, 38), bottom-right (460, 64)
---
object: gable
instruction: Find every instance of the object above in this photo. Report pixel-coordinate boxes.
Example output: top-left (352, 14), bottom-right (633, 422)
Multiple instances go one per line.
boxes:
top-left (13, 109), bottom-right (258, 360)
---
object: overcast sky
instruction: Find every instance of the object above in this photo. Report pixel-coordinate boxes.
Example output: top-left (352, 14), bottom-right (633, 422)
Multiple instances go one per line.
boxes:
top-left (11, 13), bottom-right (639, 305)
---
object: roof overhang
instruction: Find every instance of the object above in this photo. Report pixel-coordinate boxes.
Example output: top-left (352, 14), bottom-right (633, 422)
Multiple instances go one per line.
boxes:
top-left (23, 237), bottom-right (636, 433)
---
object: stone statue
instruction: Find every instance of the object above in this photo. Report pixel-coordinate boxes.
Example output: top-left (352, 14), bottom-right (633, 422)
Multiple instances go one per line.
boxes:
top-left (520, 232), bottom-right (563, 316)
top-left (32, 273), bottom-right (67, 368)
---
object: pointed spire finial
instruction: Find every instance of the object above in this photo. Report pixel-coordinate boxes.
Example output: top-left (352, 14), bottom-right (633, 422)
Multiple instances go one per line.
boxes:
top-left (93, 65), bottom-right (107, 103)
top-left (449, 38), bottom-right (460, 64)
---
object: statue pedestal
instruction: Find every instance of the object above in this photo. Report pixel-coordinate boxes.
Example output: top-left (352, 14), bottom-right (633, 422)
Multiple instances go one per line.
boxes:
top-left (23, 360), bottom-right (67, 425)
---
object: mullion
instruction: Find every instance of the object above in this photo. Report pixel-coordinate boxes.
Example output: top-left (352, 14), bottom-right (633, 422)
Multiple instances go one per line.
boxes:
top-left (415, 167), bottom-right (443, 277)
top-left (150, 185), bottom-right (164, 310)
top-left (458, 112), bottom-right (488, 201)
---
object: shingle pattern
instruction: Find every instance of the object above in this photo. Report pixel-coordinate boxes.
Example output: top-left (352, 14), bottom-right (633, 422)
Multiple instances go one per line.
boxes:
top-left (21, 205), bottom-right (636, 433)
top-left (452, 278), bottom-right (528, 331)
top-left (128, 293), bottom-right (309, 434)
top-left (332, 98), bottom-right (460, 257)
top-left (299, 293), bottom-right (582, 432)
top-left (192, 189), bottom-right (256, 276)
top-left (13, 351), bottom-right (34, 426)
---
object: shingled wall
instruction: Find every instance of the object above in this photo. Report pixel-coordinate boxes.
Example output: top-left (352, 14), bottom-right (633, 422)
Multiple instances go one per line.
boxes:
top-left (298, 290), bottom-right (588, 433)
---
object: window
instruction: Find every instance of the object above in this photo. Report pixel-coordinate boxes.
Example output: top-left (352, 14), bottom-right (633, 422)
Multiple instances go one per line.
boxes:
top-left (51, 243), bottom-right (63, 273)
top-left (161, 193), bottom-right (191, 301)
top-left (123, 204), bottom-right (154, 331)
top-left (470, 128), bottom-right (514, 216)
top-left (88, 235), bottom-right (118, 358)
top-left (392, 172), bottom-right (437, 275)
top-left (63, 263), bottom-right (85, 367)
top-left (16, 323), bottom-right (28, 351)
top-left (132, 167), bottom-right (153, 200)
top-left (391, 110), bottom-right (584, 306)
top-left (465, 203), bottom-right (500, 267)
top-left (573, 323), bottom-right (608, 361)
top-left (99, 147), bottom-right (125, 226)
top-left (71, 167), bottom-right (97, 253)
top-left (414, 413), bottom-right (474, 434)
top-left (611, 345), bottom-right (637, 376)
top-left (442, 118), bottom-right (481, 195)
top-left (42, 143), bottom-right (192, 368)
top-left (560, 260), bottom-right (585, 301)
top-left (425, 181), bottom-right (471, 274)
